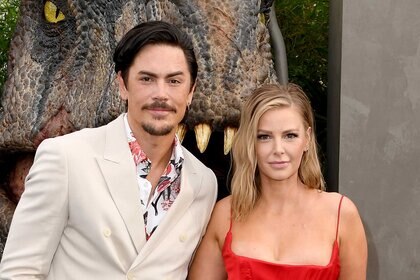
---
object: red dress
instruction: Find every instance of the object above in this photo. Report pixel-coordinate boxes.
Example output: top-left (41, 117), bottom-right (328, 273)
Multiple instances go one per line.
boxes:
top-left (222, 196), bottom-right (344, 280)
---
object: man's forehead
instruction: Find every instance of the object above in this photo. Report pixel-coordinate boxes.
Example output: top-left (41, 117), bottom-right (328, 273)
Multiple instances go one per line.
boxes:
top-left (131, 45), bottom-right (190, 72)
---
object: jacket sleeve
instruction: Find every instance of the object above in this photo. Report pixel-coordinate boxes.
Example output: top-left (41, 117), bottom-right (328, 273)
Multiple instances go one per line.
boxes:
top-left (0, 138), bottom-right (69, 279)
top-left (203, 168), bottom-right (218, 230)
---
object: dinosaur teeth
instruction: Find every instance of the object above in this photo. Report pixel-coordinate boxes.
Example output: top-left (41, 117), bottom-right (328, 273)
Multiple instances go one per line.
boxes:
top-left (194, 123), bottom-right (211, 153)
top-left (224, 127), bottom-right (237, 155)
top-left (176, 123), bottom-right (188, 143)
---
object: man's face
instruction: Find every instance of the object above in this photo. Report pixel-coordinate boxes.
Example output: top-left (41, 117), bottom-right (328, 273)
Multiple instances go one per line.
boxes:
top-left (118, 44), bottom-right (194, 137)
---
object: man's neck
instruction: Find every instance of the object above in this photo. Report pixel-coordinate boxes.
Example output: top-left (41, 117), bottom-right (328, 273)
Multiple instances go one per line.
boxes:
top-left (139, 132), bottom-right (176, 192)
top-left (138, 132), bottom-right (175, 165)
top-left (125, 113), bottom-right (176, 165)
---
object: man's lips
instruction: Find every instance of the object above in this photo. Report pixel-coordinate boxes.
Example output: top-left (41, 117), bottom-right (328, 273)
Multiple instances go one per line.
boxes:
top-left (146, 108), bottom-right (174, 118)
top-left (148, 107), bottom-right (174, 112)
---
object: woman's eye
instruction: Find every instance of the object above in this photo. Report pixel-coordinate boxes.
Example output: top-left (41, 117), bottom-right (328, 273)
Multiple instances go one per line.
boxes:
top-left (284, 133), bottom-right (298, 139)
top-left (257, 134), bottom-right (270, 140)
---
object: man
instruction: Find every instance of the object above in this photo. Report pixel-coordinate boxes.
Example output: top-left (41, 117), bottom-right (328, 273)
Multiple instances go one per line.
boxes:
top-left (0, 21), bottom-right (218, 279)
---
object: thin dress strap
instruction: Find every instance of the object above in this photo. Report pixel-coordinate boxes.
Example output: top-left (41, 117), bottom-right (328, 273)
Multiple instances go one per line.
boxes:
top-left (335, 195), bottom-right (345, 241)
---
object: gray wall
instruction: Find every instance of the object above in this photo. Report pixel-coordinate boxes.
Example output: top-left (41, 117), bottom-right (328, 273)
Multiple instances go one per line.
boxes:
top-left (331, 0), bottom-right (420, 279)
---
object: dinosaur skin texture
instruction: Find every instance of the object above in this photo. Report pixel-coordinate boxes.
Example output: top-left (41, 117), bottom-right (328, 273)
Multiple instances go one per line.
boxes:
top-left (0, 0), bottom-right (277, 256)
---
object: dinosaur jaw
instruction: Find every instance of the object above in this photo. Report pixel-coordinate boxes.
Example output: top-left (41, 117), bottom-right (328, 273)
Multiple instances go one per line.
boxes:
top-left (176, 123), bottom-right (237, 155)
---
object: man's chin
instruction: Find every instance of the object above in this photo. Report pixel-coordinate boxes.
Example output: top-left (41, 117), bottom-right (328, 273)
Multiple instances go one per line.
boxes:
top-left (142, 123), bottom-right (174, 136)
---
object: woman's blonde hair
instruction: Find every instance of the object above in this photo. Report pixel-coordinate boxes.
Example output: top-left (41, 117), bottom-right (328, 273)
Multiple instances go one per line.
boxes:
top-left (231, 83), bottom-right (325, 220)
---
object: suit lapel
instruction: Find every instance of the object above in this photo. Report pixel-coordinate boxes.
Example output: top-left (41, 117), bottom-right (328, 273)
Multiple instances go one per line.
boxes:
top-left (96, 115), bottom-right (146, 253)
top-left (131, 148), bottom-right (201, 266)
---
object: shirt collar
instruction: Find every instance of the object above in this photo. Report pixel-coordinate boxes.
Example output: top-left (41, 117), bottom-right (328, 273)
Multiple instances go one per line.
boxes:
top-left (123, 113), bottom-right (184, 165)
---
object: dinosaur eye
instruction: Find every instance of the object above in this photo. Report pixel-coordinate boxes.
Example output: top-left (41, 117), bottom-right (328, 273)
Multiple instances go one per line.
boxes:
top-left (44, 1), bottom-right (65, 23)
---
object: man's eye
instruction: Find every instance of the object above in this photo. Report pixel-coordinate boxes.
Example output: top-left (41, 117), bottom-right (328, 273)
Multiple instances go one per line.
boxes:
top-left (140, 77), bottom-right (152, 82)
top-left (169, 79), bottom-right (181, 84)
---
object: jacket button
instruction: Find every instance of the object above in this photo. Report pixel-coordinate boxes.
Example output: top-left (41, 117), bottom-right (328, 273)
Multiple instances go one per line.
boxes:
top-left (103, 228), bottom-right (112, 237)
top-left (179, 233), bottom-right (188, 242)
top-left (127, 272), bottom-right (135, 280)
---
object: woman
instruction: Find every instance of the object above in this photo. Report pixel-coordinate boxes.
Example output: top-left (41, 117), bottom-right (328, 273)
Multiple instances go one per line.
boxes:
top-left (188, 83), bottom-right (367, 279)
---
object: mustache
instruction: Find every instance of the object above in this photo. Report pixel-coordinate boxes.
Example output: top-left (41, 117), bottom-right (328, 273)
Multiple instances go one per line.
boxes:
top-left (142, 101), bottom-right (177, 112)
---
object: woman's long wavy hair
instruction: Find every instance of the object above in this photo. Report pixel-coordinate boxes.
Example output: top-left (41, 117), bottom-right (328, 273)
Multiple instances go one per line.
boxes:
top-left (231, 83), bottom-right (325, 221)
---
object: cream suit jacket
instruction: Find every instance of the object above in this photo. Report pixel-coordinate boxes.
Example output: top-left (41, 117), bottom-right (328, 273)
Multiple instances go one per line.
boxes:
top-left (0, 115), bottom-right (218, 280)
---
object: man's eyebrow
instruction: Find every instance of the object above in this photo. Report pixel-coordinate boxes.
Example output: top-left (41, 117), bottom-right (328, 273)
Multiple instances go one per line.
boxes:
top-left (137, 70), bottom-right (157, 77)
top-left (136, 70), bottom-right (185, 78)
top-left (166, 71), bottom-right (184, 78)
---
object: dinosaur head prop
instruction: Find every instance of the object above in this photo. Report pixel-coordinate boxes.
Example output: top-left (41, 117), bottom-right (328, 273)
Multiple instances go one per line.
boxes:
top-left (0, 0), bottom-right (277, 154)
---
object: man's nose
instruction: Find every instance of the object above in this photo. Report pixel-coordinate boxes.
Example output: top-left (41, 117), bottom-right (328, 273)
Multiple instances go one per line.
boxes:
top-left (152, 80), bottom-right (169, 100)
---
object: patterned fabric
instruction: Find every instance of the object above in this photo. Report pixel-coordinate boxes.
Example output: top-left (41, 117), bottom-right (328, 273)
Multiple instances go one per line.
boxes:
top-left (123, 114), bottom-right (184, 240)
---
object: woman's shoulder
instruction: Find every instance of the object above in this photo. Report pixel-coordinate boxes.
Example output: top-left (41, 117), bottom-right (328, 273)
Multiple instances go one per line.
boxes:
top-left (212, 195), bottom-right (232, 220)
top-left (315, 191), bottom-right (357, 211)
top-left (308, 191), bottom-right (361, 226)
top-left (318, 191), bottom-right (363, 234)
top-left (325, 193), bottom-right (367, 269)
top-left (207, 195), bottom-right (232, 244)
top-left (321, 191), bottom-right (360, 216)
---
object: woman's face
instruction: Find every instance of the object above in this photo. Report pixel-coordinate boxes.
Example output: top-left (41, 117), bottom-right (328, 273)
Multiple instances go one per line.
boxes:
top-left (255, 106), bottom-right (310, 184)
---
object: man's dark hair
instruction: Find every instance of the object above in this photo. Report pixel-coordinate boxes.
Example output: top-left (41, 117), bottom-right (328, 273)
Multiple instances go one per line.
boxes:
top-left (113, 21), bottom-right (198, 88)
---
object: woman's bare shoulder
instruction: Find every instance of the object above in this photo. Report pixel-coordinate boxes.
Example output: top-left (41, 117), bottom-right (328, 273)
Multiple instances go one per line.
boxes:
top-left (337, 195), bottom-right (363, 227)
top-left (212, 196), bottom-right (232, 226)
top-left (320, 191), bottom-right (360, 216)
top-left (214, 195), bottom-right (232, 212)
top-left (319, 191), bottom-right (364, 236)
top-left (308, 191), bottom-right (361, 225)
top-left (206, 195), bottom-right (232, 241)
top-left (315, 191), bottom-right (355, 211)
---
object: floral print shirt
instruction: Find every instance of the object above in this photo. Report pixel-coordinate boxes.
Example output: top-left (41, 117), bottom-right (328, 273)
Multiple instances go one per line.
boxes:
top-left (124, 114), bottom-right (184, 240)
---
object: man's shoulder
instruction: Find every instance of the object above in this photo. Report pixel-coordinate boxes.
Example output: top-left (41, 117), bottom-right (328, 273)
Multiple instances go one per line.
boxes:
top-left (181, 147), bottom-right (217, 181)
top-left (181, 146), bottom-right (209, 171)
top-left (46, 125), bottom-right (105, 144)
top-left (181, 147), bottom-right (218, 201)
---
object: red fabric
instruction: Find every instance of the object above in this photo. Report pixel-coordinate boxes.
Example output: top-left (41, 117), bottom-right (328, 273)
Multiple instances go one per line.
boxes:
top-left (222, 196), bottom-right (344, 280)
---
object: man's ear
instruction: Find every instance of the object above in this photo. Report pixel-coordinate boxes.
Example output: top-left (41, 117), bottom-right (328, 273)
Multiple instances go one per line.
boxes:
top-left (117, 71), bottom-right (128, 100)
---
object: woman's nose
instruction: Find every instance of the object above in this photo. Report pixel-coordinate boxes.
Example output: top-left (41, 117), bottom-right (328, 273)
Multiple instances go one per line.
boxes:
top-left (273, 139), bottom-right (285, 154)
